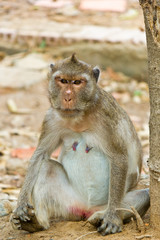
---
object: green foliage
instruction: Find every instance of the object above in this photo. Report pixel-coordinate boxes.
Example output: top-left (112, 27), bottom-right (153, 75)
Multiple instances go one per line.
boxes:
top-left (133, 90), bottom-right (142, 96)
top-left (40, 40), bottom-right (46, 49)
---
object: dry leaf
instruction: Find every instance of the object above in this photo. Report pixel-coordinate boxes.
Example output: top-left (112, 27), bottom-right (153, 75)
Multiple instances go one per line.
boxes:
top-left (7, 99), bottom-right (31, 114)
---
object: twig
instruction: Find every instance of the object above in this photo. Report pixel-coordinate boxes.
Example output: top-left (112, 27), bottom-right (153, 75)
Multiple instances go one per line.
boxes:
top-left (116, 206), bottom-right (145, 233)
top-left (135, 234), bottom-right (152, 239)
top-left (130, 206), bottom-right (145, 234)
top-left (116, 207), bottom-right (134, 214)
top-left (75, 231), bottom-right (97, 240)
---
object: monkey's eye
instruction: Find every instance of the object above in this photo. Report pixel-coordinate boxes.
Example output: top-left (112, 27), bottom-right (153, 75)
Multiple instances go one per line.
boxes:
top-left (73, 80), bottom-right (82, 85)
top-left (60, 79), bottom-right (68, 84)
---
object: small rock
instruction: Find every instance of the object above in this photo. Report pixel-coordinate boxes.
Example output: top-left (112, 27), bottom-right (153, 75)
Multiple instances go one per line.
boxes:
top-left (138, 82), bottom-right (148, 91)
top-left (120, 9), bottom-right (138, 20)
top-left (0, 193), bottom-right (9, 201)
top-left (121, 92), bottom-right (131, 104)
top-left (133, 95), bottom-right (141, 103)
top-left (0, 224), bottom-right (5, 230)
top-left (7, 237), bottom-right (16, 240)
top-left (6, 157), bottom-right (28, 176)
top-left (15, 53), bottom-right (48, 70)
top-left (0, 66), bottom-right (46, 89)
top-left (0, 200), bottom-right (16, 217)
top-left (1, 52), bottom-right (26, 67)
top-left (56, 6), bottom-right (80, 16)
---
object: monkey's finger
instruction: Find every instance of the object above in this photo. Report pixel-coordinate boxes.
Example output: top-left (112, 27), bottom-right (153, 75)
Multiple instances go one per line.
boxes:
top-left (111, 224), bottom-right (119, 234)
top-left (103, 224), bottom-right (122, 235)
top-left (101, 222), bottom-right (113, 236)
top-left (88, 219), bottom-right (102, 227)
top-left (96, 219), bottom-right (103, 227)
top-left (12, 214), bottom-right (19, 220)
top-left (87, 214), bottom-right (103, 226)
top-left (22, 206), bottom-right (28, 214)
top-left (117, 226), bottom-right (122, 233)
top-left (27, 203), bottom-right (34, 209)
top-left (11, 220), bottom-right (22, 230)
top-left (12, 224), bottom-right (22, 230)
top-left (19, 214), bottom-right (30, 221)
top-left (11, 218), bottom-right (20, 224)
top-left (17, 225), bottom-right (22, 230)
top-left (97, 222), bottom-right (107, 232)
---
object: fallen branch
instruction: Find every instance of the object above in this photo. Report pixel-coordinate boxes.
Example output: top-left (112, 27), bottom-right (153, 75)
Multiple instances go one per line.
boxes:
top-left (135, 234), bottom-right (152, 239)
top-left (75, 231), bottom-right (97, 240)
top-left (116, 207), bottom-right (134, 214)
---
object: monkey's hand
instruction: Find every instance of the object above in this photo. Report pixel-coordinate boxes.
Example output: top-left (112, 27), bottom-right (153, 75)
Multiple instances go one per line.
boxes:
top-left (10, 203), bottom-right (43, 232)
top-left (87, 209), bottom-right (122, 235)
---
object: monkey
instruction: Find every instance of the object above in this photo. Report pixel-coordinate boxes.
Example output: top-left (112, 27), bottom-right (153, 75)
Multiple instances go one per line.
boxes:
top-left (10, 54), bottom-right (150, 236)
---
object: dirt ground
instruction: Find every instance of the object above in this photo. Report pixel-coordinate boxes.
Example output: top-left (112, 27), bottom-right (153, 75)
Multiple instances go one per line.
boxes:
top-left (0, 0), bottom-right (159, 240)
top-left (0, 0), bottom-right (144, 29)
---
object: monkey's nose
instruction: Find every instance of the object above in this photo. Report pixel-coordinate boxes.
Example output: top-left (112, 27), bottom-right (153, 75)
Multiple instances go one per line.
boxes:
top-left (65, 98), bottom-right (72, 102)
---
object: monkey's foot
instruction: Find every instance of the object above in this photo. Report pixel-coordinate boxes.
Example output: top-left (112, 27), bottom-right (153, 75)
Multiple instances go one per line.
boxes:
top-left (10, 204), bottom-right (44, 233)
top-left (88, 210), bottom-right (122, 236)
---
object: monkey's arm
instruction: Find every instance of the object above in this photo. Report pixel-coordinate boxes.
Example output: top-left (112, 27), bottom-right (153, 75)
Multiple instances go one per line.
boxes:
top-left (88, 97), bottom-right (129, 235)
top-left (100, 153), bottom-right (127, 234)
top-left (14, 108), bottom-right (62, 221)
top-left (88, 150), bottom-right (128, 235)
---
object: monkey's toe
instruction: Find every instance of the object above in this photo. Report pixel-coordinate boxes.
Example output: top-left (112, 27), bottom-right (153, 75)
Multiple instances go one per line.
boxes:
top-left (11, 204), bottom-right (44, 232)
top-left (89, 210), bottom-right (122, 235)
top-left (10, 214), bottom-right (22, 230)
top-left (20, 217), bottom-right (44, 233)
top-left (11, 212), bottom-right (44, 232)
top-left (87, 210), bottom-right (104, 227)
top-left (97, 221), bottom-right (122, 235)
top-left (13, 203), bottom-right (33, 222)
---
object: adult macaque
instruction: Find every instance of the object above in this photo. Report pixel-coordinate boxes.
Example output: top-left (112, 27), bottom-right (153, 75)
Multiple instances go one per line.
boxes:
top-left (11, 54), bottom-right (150, 236)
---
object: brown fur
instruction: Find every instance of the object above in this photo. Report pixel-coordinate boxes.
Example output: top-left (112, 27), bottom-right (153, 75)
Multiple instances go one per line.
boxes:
top-left (10, 55), bottom-right (149, 236)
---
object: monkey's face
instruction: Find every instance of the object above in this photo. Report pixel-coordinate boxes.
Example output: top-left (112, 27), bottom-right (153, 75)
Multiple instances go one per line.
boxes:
top-left (48, 54), bottom-right (100, 118)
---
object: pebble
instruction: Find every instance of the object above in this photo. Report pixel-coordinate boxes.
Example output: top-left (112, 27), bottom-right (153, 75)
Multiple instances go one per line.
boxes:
top-left (15, 53), bottom-right (48, 70)
top-left (0, 200), bottom-right (16, 217)
top-left (0, 66), bottom-right (46, 89)
top-left (6, 157), bottom-right (28, 176)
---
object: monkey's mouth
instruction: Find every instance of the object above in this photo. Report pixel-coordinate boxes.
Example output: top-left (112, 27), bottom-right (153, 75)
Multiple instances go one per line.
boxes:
top-left (62, 109), bottom-right (80, 114)
top-left (57, 108), bottom-right (81, 117)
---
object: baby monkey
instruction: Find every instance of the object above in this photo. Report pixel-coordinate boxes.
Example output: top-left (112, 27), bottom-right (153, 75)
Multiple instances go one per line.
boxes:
top-left (11, 54), bottom-right (150, 236)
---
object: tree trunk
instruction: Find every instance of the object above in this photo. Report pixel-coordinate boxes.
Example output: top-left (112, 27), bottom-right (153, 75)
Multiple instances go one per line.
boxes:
top-left (139, 0), bottom-right (160, 229)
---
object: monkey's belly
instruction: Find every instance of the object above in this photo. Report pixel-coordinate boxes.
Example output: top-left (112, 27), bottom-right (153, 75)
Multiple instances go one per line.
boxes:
top-left (61, 139), bottom-right (109, 207)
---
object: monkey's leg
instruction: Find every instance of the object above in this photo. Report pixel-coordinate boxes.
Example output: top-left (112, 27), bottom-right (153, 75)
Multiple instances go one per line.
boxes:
top-left (23, 159), bottom-right (83, 232)
top-left (11, 204), bottom-right (44, 232)
top-left (88, 189), bottom-right (149, 234)
top-left (120, 188), bottom-right (150, 222)
top-left (12, 159), bottom-right (81, 232)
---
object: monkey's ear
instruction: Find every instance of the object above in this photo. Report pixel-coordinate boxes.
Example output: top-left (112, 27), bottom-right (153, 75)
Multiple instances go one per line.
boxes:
top-left (50, 63), bottom-right (55, 70)
top-left (93, 67), bottom-right (100, 82)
